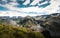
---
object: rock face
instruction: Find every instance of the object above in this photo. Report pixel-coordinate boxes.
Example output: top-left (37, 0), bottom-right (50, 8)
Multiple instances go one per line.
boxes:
top-left (19, 16), bottom-right (37, 28)
top-left (41, 13), bottom-right (60, 37)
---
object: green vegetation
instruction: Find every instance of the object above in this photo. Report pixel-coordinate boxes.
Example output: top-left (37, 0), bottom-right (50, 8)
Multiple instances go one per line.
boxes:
top-left (0, 24), bottom-right (44, 38)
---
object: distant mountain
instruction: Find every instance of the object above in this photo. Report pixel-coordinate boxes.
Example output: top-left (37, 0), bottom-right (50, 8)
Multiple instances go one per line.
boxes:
top-left (0, 13), bottom-right (60, 38)
top-left (18, 16), bottom-right (37, 28)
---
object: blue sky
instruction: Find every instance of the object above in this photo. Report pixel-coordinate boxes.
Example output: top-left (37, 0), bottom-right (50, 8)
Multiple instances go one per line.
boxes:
top-left (0, 0), bottom-right (60, 17)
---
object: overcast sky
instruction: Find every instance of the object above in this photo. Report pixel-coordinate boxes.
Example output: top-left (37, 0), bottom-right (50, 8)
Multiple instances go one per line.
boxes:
top-left (0, 0), bottom-right (60, 17)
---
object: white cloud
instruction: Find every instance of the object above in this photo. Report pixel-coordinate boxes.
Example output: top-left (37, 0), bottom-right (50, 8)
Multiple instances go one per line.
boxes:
top-left (38, 1), bottom-right (48, 6)
top-left (23, 0), bottom-right (30, 5)
top-left (10, 0), bottom-right (16, 2)
top-left (2, 0), bottom-right (7, 1)
top-left (30, 0), bottom-right (42, 5)
top-left (9, 2), bottom-right (19, 6)
top-left (0, 11), bottom-right (41, 17)
top-left (19, 0), bottom-right (60, 14)
top-left (0, 0), bottom-right (60, 17)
